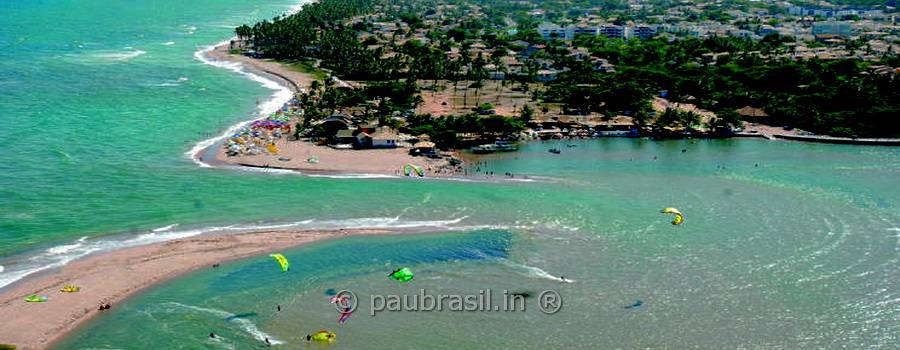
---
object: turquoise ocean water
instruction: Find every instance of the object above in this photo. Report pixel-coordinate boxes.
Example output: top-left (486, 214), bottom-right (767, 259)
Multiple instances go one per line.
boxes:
top-left (1, 1), bottom-right (899, 348)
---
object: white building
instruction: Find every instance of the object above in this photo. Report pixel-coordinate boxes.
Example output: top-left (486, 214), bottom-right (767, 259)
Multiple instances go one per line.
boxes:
top-left (599, 25), bottom-right (627, 39)
top-left (629, 25), bottom-right (658, 40)
top-left (538, 23), bottom-right (574, 40)
top-left (812, 21), bottom-right (853, 36)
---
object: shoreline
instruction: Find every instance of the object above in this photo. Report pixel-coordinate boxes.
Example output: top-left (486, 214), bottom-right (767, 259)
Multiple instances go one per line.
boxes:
top-left (190, 43), bottom-right (898, 179)
top-left (0, 228), bottom-right (393, 349)
top-left (197, 43), bottom-right (469, 178)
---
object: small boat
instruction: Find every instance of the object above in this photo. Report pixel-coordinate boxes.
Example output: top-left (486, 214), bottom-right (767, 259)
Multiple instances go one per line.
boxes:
top-left (495, 143), bottom-right (519, 152)
top-left (471, 144), bottom-right (497, 154)
top-left (548, 148), bottom-right (561, 154)
top-left (473, 141), bottom-right (518, 154)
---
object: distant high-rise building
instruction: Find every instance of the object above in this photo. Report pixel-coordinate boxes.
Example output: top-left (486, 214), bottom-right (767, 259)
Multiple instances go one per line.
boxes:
top-left (630, 25), bottom-right (657, 40)
top-left (812, 21), bottom-right (852, 36)
top-left (538, 23), bottom-right (574, 40)
top-left (599, 25), bottom-right (626, 39)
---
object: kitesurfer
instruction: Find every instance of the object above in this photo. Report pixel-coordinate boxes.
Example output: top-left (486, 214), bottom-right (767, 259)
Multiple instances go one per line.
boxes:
top-left (209, 332), bottom-right (216, 339)
top-left (277, 305), bottom-right (281, 312)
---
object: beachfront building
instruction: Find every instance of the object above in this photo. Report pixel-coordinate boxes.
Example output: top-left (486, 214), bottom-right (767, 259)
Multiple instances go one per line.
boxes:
top-left (334, 129), bottom-right (357, 145)
top-left (321, 114), bottom-right (353, 136)
top-left (368, 127), bottom-right (400, 148)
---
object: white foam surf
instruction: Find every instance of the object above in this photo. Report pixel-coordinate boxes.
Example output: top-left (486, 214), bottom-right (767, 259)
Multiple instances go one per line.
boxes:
top-left (162, 41), bottom-right (175, 46)
top-left (165, 302), bottom-right (284, 345)
top-left (305, 173), bottom-right (398, 179)
top-left (184, 0), bottom-right (322, 170)
top-left (0, 225), bottom-right (227, 289)
top-left (0, 215), bottom-right (477, 290)
top-left (287, 0), bottom-right (314, 15)
top-left (152, 224), bottom-right (180, 232)
top-left (94, 49), bottom-right (146, 61)
top-left (187, 40), bottom-right (293, 168)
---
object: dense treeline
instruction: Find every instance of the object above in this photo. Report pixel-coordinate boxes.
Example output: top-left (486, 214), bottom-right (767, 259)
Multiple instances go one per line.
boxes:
top-left (236, 0), bottom-right (397, 79)
top-left (544, 35), bottom-right (900, 136)
top-left (239, 0), bottom-right (900, 137)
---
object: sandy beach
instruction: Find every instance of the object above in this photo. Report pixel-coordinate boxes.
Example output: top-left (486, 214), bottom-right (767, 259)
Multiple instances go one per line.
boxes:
top-left (0, 228), bottom-right (391, 349)
top-left (206, 44), bottom-right (314, 93)
top-left (215, 139), bottom-right (462, 177)
top-left (203, 43), bottom-right (464, 177)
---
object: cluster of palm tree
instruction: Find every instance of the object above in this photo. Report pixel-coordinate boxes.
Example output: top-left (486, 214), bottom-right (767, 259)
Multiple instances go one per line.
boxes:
top-left (239, 0), bottom-right (899, 137)
top-left (539, 34), bottom-right (899, 136)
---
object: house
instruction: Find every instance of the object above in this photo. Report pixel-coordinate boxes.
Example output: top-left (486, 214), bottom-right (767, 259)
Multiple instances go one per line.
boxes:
top-left (736, 106), bottom-right (769, 120)
top-left (536, 69), bottom-right (560, 82)
top-left (411, 141), bottom-right (437, 155)
top-left (592, 58), bottom-right (615, 72)
top-left (334, 129), bottom-right (357, 145)
top-left (320, 113), bottom-right (353, 136)
top-left (369, 128), bottom-right (400, 148)
top-left (519, 44), bottom-right (545, 57)
top-left (355, 132), bottom-right (371, 148)
top-left (358, 120), bottom-right (379, 134)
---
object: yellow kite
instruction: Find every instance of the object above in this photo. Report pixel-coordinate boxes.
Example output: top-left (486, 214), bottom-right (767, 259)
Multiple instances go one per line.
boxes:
top-left (270, 254), bottom-right (290, 272)
top-left (660, 207), bottom-right (684, 225)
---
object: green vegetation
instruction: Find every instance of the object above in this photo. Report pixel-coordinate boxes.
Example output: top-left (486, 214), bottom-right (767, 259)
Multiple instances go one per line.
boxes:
top-left (237, 0), bottom-right (900, 138)
top-left (406, 113), bottom-right (525, 148)
top-left (551, 35), bottom-right (900, 136)
top-left (281, 60), bottom-right (328, 81)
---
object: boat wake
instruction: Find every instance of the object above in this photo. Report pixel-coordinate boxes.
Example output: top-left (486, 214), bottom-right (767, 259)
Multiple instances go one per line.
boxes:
top-left (163, 302), bottom-right (284, 345)
top-left (499, 259), bottom-right (574, 283)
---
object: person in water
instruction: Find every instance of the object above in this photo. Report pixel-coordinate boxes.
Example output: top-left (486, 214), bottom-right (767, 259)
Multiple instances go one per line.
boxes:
top-left (277, 305), bottom-right (281, 312)
top-left (209, 332), bottom-right (216, 339)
